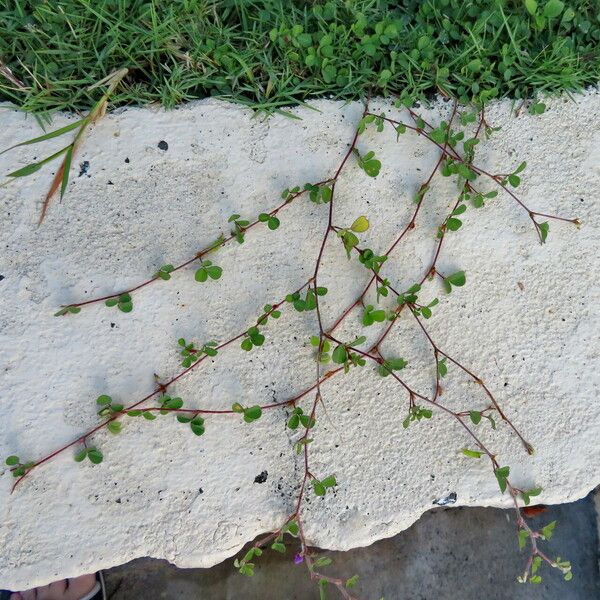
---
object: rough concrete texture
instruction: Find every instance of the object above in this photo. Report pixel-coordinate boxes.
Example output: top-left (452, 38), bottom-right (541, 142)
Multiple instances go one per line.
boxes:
top-left (0, 90), bottom-right (599, 590)
top-left (102, 494), bottom-right (600, 599)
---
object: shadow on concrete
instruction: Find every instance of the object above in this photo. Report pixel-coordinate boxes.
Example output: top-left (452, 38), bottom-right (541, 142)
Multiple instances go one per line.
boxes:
top-left (104, 493), bottom-right (599, 599)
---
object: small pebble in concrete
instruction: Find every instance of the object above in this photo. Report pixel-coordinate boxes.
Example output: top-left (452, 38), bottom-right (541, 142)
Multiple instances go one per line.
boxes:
top-left (254, 471), bottom-right (268, 484)
top-left (433, 492), bottom-right (457, 506)
top-left (158, 140), bottom-right (169, 151)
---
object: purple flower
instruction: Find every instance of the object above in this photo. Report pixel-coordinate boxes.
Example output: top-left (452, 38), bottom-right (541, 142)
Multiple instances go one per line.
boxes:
top-left (294, 552), bottom-right (304, 565)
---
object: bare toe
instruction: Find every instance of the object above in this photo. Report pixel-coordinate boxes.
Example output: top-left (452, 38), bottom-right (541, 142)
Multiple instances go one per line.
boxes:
top-left (65, 575), bottom-right (96, 600)
top-left (9, 573), bottom-right (97, 600)
top-left (37, 580), bottom-right (66, 600)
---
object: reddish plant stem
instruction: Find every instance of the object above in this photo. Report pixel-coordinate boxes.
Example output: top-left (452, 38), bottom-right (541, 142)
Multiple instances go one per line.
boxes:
top-left (327, 101), bottom-right (459, 335)
top-left (62, 182), bottom-right (331, 309)
top-left (408, 308), bottom-right (533, 453)
top-left (11, 103), bottom-right (563, 589)
top-left (12, 107), bottom-right (369, 492)
top-left (294, 105), bottom-right (368, 551)
top-left (12, 278), bottom-right (314, 490)
top-left (364, 112), bottom-right (578, 237)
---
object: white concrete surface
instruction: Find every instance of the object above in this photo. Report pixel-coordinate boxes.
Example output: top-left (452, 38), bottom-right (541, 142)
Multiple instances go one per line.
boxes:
top-left (0, 91), bottom-right (598, 590)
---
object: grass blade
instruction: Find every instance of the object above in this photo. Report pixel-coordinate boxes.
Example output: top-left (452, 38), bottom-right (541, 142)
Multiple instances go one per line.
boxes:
top-left (60, 146), bottom-right (73, 199)
top-left (0, 119), bottom-right (86, 156)
top-left (7, 146), bottom-right (70, 177)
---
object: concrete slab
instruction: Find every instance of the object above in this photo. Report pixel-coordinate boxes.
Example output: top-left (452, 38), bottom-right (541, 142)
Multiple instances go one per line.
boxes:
top-left (1, 91), bottom-right (599, 589)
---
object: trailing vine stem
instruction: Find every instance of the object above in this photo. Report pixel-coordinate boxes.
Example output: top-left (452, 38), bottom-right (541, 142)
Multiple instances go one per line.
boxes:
top-left (364, 111), bottom-right (579, 243)
top-left (57, 182), bottom-right (331, 310)
top-left (10, 278), bottom-right (315, 491)
top-left (6, 99), bottom-right (578, 594)
top-left (55, 102), bottom-right (576, 315)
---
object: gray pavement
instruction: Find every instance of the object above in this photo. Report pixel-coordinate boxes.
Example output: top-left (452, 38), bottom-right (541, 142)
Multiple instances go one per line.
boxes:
top-left (104, 493), bottom-right (599, 599)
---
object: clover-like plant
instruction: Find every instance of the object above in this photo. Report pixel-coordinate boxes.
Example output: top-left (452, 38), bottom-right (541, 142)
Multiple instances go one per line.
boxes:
top-left (4, 98), bottom-right (581, 597)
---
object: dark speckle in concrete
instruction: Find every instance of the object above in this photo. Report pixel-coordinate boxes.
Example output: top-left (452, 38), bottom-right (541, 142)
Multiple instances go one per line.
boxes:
top-left (254, 471), bottom-right (268, 484)
top-left (78, 161), bottom-right (90, 177)
top-left (158, 141), bottom-right (169, 151)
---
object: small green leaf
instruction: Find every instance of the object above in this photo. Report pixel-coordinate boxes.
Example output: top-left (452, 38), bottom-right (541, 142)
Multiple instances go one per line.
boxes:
top-left (446, 217), bottom-right (462, 231)
top-left (350, 216), bottom-right (370, 233)
top-left (462, 448), bottom-right (483, 458)
top-left (286, 521), bottom-right (299, 536)
top-left (243, 405), bottom-right (262, 423)
top-left (206, 265), bottom-right (222, 280)
top-left (190, 418), bottom-right (206, 436)
top-left (495, 466), bottom-right (510, 493)
top-left (118, 301), bottom-right (133, 313)
top-left (271, 542), bottom-right (286, 553)
top-left (87, 448), bottom-right (103, 464)
top-left (444, 271), bottom-right (466, 292)
top-left (74, 449), bottom-right (87, 463)
top-left (438, 359), bottom-right (447, 377)
top-left (469, 411), bottom-right (482, 425)
top-left (107, 421), bottom-right (122, 434)
top-left (541, 520), bottom-right (557, 540)
top-left (518, 529), bottom-right (529, 550)
top-left (514, 161), bottom-right (527, 174)
top-left (313, 557), bottom-right (332, 568)
top-left (313, 480), bottom-right (326, 496)
top-left (529, 102), bottom-right (546, 115)
top-left (525, 0), bottom-right (538, 15)
top-left (538, 221), bottom-right (549, 243)
top-left (332, 345), bottom-right (347, 364)
top-left (543, 0), bottom-right (564, 18)
top-left (5, 455), bottom-right (20, 466)
top-left (321, 475), bottom-right (337, 488)
top-left (195, 268), bottom-right (208, 282)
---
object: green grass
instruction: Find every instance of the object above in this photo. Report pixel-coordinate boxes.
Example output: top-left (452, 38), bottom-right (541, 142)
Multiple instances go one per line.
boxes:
top-left (0, 0), bottom-right (599, 116)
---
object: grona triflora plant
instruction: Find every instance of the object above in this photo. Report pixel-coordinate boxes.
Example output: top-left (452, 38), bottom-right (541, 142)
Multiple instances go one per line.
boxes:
top-left (4, 98), bottom-right (579, 598)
